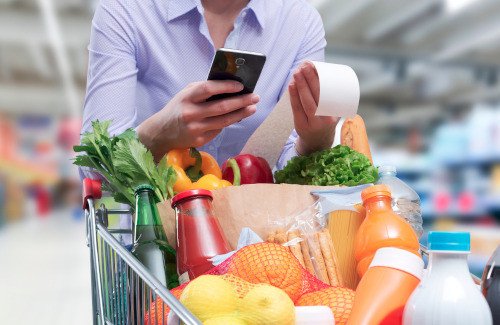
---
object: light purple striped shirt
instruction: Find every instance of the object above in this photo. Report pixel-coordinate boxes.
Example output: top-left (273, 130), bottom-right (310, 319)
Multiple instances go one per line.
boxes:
top-left (82, 0), bottom-right (326, 169)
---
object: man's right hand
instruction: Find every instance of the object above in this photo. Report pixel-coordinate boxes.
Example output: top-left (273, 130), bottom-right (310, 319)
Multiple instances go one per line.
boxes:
top-left (137, 80), bottom-right (259, 160)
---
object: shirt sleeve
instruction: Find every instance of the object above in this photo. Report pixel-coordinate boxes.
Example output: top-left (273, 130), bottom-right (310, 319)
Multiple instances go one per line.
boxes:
top-left (275, 6), bottom-right (327, 171)
top-left (80, 0), bottom-right (139, 180)
top-left (82, 0), bottom-right (139, 136)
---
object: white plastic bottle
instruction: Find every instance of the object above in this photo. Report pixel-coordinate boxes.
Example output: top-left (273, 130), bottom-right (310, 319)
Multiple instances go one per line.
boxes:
top-left (403, 231), bottom-right (493, 325)
top-left (377, 166), bottom-right (423, 238)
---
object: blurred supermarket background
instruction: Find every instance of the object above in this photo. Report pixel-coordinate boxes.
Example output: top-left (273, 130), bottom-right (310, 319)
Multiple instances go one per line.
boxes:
top-left (1, 0), bottom-right (500, 323)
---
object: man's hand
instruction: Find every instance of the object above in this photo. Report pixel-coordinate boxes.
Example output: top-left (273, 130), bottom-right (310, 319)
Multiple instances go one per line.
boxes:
top-left (137, 80), bottom-right (259, 160)
top-left (289, 61), bottom-right (339, 155)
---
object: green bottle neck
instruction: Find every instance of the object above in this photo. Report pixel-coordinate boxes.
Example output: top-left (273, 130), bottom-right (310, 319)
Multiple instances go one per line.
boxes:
top-left (135, 189), bottom-right (162, 226)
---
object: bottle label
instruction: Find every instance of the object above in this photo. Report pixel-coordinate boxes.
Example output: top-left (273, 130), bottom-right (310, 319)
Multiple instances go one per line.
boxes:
top-left (179, 271), bottom-right (190, 285)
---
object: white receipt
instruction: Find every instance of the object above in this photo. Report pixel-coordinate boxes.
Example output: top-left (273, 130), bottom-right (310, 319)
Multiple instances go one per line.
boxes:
top-left (312, 61), bottom-right (360, 117)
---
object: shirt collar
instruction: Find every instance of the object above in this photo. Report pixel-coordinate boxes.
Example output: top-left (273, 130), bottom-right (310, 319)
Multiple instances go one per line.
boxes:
top-left (166, 0), bottom-right (199, 22)
top-left (166, 0), bottom-right (266, 29)
top-left (247, 0), bottom-right (266, 29)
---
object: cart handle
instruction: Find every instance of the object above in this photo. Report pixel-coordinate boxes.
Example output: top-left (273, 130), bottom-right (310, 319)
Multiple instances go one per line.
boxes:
top-left (82, 178), bottom-right (102, 210)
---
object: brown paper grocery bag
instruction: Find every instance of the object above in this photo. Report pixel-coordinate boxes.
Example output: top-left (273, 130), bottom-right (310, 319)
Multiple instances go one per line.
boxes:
top-left (158, 183), bottom-right (364, 289)
top-left (158, 183), bottom-right (327, 248)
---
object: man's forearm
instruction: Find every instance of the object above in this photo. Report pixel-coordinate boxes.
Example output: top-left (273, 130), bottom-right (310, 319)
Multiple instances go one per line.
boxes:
top-left (136, 115), bottom-right (173, 162)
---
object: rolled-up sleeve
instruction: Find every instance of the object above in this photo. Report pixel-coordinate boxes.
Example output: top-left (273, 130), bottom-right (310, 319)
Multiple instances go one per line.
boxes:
top-left (275, 6), bottom-right (327, 170)
top-left (82, 0), bottom-right (139, 136)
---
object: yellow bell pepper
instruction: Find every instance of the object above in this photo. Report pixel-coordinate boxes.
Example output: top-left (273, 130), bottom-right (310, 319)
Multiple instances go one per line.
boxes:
top-left (166, 148), bottom-right (221, 178)
top-left (167, 148), bottom-right (239, 193)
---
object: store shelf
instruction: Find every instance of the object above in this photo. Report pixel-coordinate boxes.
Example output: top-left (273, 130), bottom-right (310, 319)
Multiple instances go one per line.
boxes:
top-left (439, 153), bottom-right (500, 168)
top-left (0, 157), bottom-right (59, 185)
top-left (421, 199), bottom-right (489, 219)
top-left (484, 195), bottom-right (500, 210)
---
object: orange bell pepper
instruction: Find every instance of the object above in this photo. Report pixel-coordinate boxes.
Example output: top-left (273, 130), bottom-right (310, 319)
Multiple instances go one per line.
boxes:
top-left (167, 148), bottom-right (239, 193)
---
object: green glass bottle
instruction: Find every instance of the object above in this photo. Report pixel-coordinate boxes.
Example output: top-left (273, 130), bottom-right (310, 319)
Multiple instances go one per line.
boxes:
top-left (132, 184), bottom-right (179, 289)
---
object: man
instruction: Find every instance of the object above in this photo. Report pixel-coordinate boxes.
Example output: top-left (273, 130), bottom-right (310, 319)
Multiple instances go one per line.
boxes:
top-left (83, 0), bottom-right (338, 169)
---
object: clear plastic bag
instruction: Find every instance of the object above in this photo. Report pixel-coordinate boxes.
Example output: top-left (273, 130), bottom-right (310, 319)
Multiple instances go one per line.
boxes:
top-left (267, 201), bottom-right (344, 287)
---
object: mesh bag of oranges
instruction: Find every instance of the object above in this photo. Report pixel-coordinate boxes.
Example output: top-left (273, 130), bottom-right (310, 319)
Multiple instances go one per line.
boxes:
top-left (147, 242), bottom-right (354, 325)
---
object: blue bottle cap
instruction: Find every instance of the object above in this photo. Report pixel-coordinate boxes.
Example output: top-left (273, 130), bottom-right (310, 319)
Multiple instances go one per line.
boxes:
top-left (428, 231), bottom-right (470, 252)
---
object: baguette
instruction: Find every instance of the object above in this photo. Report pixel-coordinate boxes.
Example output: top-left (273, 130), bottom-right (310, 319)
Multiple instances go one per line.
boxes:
top-left (341, 114), bottom-right (373, 163)
top-left (287, 230), bottom-right (305, 267)
top-left (318, 229), bottom-right (344, 287)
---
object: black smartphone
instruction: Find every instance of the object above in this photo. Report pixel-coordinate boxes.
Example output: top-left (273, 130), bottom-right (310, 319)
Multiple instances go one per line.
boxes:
top-left (206, 48), bottom-right (266, 101)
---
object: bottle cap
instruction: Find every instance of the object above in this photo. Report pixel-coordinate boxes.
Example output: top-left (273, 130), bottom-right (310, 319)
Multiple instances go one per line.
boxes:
top-left (378, 165), bottom-right (397, 174)
top-left (428, 231), bottom-right (470, 252)
top-left (171, 189), bottom-right (213, 208)
top-left (369, 247), bottom-right (424, 280)
top-left (134, 184), bottom-right (155, 193)
top-left (295, 306), bottom-right (335, 325)
top-left (361, 184), bottom-right (392, 202)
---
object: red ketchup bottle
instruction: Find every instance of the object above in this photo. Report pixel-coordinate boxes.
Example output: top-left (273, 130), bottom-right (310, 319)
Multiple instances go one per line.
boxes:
top-left (171, 189), bottom-right (231, 284)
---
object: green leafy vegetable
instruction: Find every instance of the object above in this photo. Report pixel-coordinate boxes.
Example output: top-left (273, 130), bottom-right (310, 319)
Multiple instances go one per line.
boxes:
top-left (274, 145), bottom-right (378, 186)
top-left (74, 120), bottom-right (176, 208)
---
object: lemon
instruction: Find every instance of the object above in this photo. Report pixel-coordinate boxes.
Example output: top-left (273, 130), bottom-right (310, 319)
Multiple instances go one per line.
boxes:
top-left (180, 275), bottom-right (239, 322)
top-left (204, 315), bottom-right (247, 325)
top-left (240, 284), bottom-right (295, 325)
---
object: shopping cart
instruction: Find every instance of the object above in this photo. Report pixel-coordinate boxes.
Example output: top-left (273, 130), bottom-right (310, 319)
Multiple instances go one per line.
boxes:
top-left (83, 178), bottom-right (483, 325)
top-left (83, 178), bottom-right (202, 325)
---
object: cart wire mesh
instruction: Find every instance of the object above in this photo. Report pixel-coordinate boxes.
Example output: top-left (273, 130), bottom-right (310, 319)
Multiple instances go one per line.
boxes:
top-left (85, 197), bottom-right (201, 325)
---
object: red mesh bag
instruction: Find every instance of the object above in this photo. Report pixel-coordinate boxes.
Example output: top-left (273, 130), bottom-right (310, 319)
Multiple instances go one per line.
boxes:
top-left (147, 242), bottom-right (354, 324)
top-left (297, 287), bottom-right (355, 325)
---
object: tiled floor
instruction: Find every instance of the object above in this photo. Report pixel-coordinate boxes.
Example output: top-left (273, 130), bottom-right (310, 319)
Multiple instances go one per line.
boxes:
top-left (0, 210), bottom-right (92, 324)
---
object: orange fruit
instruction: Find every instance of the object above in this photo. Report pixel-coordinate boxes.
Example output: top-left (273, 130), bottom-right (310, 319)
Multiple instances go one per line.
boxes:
top-left (226, 243), bottom-right (304, 302)
top-left (145, 286), bottom-right (183, 325)
top-left (297, 287), bottom-right (355, 325)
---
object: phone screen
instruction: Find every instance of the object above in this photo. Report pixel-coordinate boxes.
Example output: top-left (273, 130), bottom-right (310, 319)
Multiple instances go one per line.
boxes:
top-left (207, 49), bottom-right (266, 101)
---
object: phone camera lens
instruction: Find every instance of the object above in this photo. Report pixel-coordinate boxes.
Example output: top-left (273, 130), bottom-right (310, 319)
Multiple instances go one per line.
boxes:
top-left (235, 58), bottom-right (246, 66)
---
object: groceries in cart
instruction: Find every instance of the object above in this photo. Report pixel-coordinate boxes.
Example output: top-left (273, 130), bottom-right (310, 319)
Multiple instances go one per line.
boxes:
top-left (133, 184), bottom-right (179, 289)
top-left (481, 245), bottom-right (500, 324)
top-left (172, 189), bottom-right (231, 283)
top-left (404, 232), bottom-right (493, 325)
top-left (354, 184), bottom-right (420, 277)
top-left (349, 247), bottom-right (424, 324)
top-left (77, 117), bottom-right (494, 325)
top-left (376, 166), bottom-right (424, 238)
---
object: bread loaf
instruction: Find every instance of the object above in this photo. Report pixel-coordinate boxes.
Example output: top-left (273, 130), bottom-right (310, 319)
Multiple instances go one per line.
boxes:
top-left (341, 114), bottom-right (373, 163)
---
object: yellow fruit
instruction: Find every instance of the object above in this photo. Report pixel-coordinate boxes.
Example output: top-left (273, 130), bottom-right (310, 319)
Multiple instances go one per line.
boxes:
top-left (240, 284), bottom-right (295, 325)
top-left (180, 275), bottom-right (239, 322)
top-left (204, 315), bottom-right (247, 325)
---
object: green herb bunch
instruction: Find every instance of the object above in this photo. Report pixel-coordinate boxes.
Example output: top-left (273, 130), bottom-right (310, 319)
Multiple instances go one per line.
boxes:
top-left (274, 145), bottom-right (378, 186)
top-left (73, 120), bottom-right (176, 208)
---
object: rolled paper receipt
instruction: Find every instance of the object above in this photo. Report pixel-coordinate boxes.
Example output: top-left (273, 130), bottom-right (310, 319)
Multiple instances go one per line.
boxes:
top-left (242, 61), bottom-right (359, 166)
top-left (312, 61), bottom-right (360, 117)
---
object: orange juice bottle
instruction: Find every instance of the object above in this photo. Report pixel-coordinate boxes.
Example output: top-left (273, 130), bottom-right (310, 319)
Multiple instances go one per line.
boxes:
top-left (348, 247), bottom-right (424, 325)
top-left (354, 185), bottom-right (420, 277)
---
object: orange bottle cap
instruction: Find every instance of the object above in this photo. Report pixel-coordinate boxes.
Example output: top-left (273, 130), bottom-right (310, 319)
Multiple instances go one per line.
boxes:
top-left (361, 184), bottom-right (392, 202)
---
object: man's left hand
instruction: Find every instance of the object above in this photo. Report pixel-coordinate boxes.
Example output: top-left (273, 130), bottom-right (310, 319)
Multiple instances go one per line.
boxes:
top-left (289, 61), bottom-right (339, 155)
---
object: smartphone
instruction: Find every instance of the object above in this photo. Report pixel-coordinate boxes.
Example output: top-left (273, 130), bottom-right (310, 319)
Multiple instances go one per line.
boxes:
top-left (206, 48), bottom-right (266, 101)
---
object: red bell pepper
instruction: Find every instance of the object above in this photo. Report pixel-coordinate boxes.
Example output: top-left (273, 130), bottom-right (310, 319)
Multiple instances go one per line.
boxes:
top-left (221, 154), bottom-right (274, 184)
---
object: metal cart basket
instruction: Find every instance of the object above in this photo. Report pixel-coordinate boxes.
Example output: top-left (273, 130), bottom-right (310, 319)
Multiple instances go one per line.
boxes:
top-left (83, 178), bottom-right (482, 325)
top-left (83, 178), bottom-right (202, 325)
